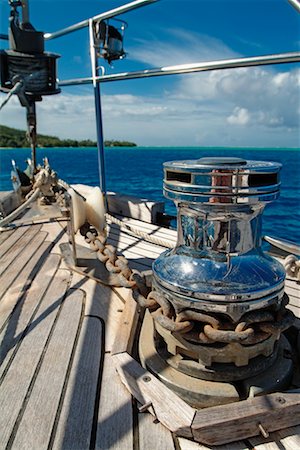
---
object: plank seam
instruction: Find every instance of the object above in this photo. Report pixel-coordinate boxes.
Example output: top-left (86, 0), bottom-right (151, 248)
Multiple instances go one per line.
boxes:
top-left (44, 225), bottom-right (68, 248)
top-left (244, 438), bottom-right (255, 449)
top-left (0, 241), bottom-right (55, 334)
top-left (132, 399), bottom-right (140, 450)
top-left (0, 225), bottom-right (42, 276)
top-left (0, 257), bottom-right (62, 383)
top-left (47, 287), bottom-right (86, 450)
top-left (89, 315), bottom-right (106, 450)
top-left (5, 273), bottom-right (72, 448)
top-left (111, 287), bottom-right (128, 304)
top-left (0, 232), bottom-right (48, 303)
top-left (0, 230), bottom-right (14, 247)
top-left (0, 227), bottom-right (33, 259)
top-left (55, 219), bottom-right (68, 231)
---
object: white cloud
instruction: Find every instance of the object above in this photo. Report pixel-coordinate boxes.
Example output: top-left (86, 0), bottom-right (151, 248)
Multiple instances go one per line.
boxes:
top-left (174, 65), bottom-right (300, 132)
top-left (1, 28), bottom-right (299, 147)
top-left (272, 72), bottom-right (290, 87)
top-left (227, 107), bottom-right (250, 125)
top-left (130, 29), bottom-right (239, 67)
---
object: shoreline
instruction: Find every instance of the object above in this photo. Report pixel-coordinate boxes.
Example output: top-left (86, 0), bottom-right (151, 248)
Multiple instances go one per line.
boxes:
top-left (1, 146), bottom-right (299, 151)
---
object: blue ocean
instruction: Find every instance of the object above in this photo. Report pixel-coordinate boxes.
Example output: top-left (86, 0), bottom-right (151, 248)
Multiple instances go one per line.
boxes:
top-left (0, 146), bottom-right (299, 244)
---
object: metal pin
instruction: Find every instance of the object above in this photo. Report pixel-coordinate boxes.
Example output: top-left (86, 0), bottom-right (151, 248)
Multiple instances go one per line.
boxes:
top-left (138, 401), bottom-right (152, 413)
top-left (258, 423), bottom-right (269, 439)
top-left (138, 401), bottom-right (158, 422)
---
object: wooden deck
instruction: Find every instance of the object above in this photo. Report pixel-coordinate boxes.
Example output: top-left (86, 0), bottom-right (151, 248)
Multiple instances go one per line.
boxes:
top-left (0, 203), bottom-right (299, 450)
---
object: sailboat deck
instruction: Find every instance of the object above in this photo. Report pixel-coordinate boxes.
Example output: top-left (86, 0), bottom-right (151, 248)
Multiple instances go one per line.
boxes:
top-left (0, 203), bottom-right (299, 450)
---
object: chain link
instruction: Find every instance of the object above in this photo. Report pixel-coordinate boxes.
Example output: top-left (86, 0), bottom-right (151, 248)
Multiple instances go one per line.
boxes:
top-left (79, 225), bottom-right (295, 347)
top-left (82, 225), bottom-right (135, 288)
top-left (132, 289), bottom-right (295, 346)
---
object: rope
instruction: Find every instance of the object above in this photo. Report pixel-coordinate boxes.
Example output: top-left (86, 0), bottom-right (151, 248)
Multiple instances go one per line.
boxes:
top-left (284, 254), bottom-right (300, 281)
top-left (105, 213), bottom-right (173, 249)
top-left (57, 179), bottom-right (70, 190)
top-left (0, 70), bottom-right (48, 112)
top-left (0, 80), bottom-right (23, 111)
top-left (0, 167), bottom-right (60, 232)
top-left (0, 188), bottom-right (40, 230)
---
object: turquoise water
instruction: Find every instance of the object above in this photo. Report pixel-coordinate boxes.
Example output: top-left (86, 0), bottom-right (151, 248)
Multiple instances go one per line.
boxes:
top-left (0, 146), bottom-right (299, 244)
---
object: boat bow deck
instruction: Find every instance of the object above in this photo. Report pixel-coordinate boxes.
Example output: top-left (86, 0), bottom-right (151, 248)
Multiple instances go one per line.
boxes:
top-left (0, 207), bottom-right (299, 450)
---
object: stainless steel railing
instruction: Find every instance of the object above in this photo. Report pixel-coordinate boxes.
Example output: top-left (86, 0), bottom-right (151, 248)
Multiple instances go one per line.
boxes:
top-left (44, 0), bottom-right (158, 40)
top-left (59, 51), bottom-right (300, 87)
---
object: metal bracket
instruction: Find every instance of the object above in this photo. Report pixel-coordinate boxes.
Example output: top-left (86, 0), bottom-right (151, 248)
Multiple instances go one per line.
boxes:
top-left (63, 191), bottom-right (77, 265)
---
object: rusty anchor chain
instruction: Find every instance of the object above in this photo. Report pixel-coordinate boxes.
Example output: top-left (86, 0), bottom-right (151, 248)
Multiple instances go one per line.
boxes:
top-left (143, 290), bottom-right (295, 346)
top-left (79, 225), bottom-right (295, 349)
top-left (82, 226), bottom-right (135, 288)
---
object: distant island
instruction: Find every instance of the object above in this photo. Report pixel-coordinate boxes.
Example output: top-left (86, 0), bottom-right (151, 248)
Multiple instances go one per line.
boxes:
top-left (0, 125), bottom-right (137, 148)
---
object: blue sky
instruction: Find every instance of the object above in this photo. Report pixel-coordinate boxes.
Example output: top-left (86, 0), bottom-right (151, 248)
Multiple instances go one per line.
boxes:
top-left (1, 0), bottom-right (300, 146)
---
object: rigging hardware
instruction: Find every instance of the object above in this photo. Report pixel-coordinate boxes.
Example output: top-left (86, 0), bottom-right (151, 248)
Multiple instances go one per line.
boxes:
top-left (94, 18), bottom-right (127, 64)
top-left (0, 0), bottom-right (60, 172)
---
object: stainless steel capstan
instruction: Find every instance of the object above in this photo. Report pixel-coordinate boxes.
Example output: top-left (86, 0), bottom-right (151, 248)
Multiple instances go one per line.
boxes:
top-left (139, 157), bottom-right (295, 407)
top-left (154, 157), bottom-right (285, 320)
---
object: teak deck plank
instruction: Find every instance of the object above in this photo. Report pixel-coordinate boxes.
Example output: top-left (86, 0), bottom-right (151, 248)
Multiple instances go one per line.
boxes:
top-left (191, 389), bottom-right (300, 446)
top-left (286, 278), bottom-right (300, 289)
top-left (0, 269), bottom-right (70, 447)
top-left (0, 227), bottom-right (24, 258)
top-left (0, 226), bottom-right (35, 259)
top-left (11, 289), bottom-right (84, 450)
top-left (0, 229), bottom-right (14, 247)
top-left (113, 215), bottom-right (177, 241)
top-left (107, 231), bottom-right (165, 267)
top-left (0, 254), bottom-right (62, 379)
top-left (113, 352), bottom-right (195, 439)
top-left (111, 289), bottom-right (140, 356)
top-left (177, 437), bottom-right (249, 450)
top-left (0, 230), bottom-right (47, 300)
top-left (249, 425), bottom-right (300, 449)
top-left (285, 280), bottom-right (300, 293)
top-left (96, 353), bottom-right (134, 450)
top-left (111, 286), bottom-right (178, 449)
top-left (106, 238), bottom-right (156, 271)
top-left (0, 242), bottom-right (55, 331)
top-left (70, 272), bottom-right (124, 351)
top-left (138, 411), bottom-right (175, 450)
top-left (108, 224), bottom-right (168, 253)
top-left (51, 315), bottom-right (102, 450)
top-left (42, 219), bottom-right (69, 254)
top-left (0, 225), bottom-right (41, 277)
top-left (286, 285), bottom-right (300, 304)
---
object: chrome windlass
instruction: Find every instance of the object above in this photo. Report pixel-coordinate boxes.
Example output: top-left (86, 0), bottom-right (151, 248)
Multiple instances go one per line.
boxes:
top-left (153, 157), bottom-right (285, 319)
top-left (139, 157), bottom-right (295, 407)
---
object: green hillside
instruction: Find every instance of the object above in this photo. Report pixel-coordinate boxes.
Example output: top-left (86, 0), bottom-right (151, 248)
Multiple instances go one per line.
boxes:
top-left (0, 125), bottom-right (136, 148)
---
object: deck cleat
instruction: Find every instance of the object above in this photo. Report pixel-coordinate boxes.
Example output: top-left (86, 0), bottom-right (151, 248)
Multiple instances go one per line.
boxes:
top-left (139, 157), bottom-right (295, 407)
